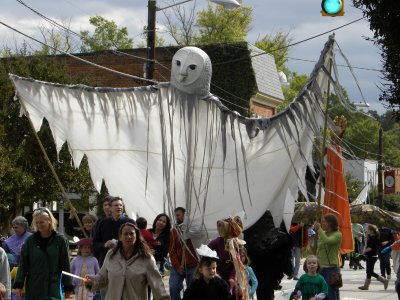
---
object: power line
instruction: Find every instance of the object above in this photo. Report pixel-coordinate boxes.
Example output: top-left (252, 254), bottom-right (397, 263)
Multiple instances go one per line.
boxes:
top-left (287, 57), bottom-right (381, 72)
top-left (214, 17), bottom-right (365, 66)
top-left (14, 0), bottom-right (175, 70)
top-left (8, 0), bottom-right (373, 118)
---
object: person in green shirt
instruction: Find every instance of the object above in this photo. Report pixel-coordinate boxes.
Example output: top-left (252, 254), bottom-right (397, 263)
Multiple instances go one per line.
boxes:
top-left (293, 255), bottom-right (328, 300)
top-left (315, 214), bottom-right (342, 300)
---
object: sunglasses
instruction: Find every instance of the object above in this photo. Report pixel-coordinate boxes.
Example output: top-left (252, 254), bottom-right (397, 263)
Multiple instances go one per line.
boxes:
top-left (33, 207), bottom-right (51, 217)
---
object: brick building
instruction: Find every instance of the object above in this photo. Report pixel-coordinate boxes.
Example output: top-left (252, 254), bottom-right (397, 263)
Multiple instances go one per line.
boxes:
top-left (248, 44), bottom-right (285, 117)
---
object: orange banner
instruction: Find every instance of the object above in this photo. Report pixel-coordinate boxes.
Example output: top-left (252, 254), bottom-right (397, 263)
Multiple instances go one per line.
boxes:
top-left (323, 146), bottom-right (354, 254)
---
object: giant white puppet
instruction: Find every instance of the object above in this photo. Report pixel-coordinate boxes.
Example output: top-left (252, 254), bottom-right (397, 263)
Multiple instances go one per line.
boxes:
top-left (10, 36), bottom-right (339, 242)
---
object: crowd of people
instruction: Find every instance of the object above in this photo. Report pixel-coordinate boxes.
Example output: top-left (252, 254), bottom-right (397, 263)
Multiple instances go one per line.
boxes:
top-left (0, 198), bottom-right (400, 300)
top-left (287, 216), bottom-right (400, 300)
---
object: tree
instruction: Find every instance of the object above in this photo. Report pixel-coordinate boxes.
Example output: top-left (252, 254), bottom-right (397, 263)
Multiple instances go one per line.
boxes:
top-left (345, 173), bottom-right (363, 203)
top-left (161, 4), bottom-right (197, 46)
top-left (328, 96), bottom-right (400, 168)
top-left (352, 1), bottom-right (400, 117)
top-left (80, 16), bottom-right (133, 52)
top-left (194, 4), bottom-right (252, 45)
top-left (255, 31), bottom-right (292, 72)
top-left (0, 46), bottom-right (95, 234)
top-left (37, 23), bottom-right (78, 55)
top-left (253, 31), bottom-right (308, 112)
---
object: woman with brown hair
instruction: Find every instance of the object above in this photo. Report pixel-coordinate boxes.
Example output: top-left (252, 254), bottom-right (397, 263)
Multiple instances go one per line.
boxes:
top-left (85, 222), bottom-right (169, 300)
top-left (314, 214), bottom-right (342, 300)
top-left (149, 213), bottom-right (171, 275)
top-left (358, 224), bottom-right (389, 290)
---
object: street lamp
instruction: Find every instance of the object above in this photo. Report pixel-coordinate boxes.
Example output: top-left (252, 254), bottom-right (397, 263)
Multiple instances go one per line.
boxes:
top-left (353, 102), bottom-right (370, 108)
top-left (146, 0), bottom-right (241, 80)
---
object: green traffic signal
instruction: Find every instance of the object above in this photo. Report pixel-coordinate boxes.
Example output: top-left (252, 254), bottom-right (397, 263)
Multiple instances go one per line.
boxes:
top-left (321, 0), bottom-right (344, 16)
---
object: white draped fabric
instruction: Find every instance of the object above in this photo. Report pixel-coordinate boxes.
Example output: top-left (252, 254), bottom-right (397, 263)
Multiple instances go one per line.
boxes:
top-left (10, 36), bottom-right (337, 239)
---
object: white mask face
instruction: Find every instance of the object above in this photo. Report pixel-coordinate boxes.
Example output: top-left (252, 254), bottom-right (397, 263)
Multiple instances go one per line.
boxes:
top-left (170, 47), bottom-right (212, 96)
top-left (171, 49), bottom-right (204, 86)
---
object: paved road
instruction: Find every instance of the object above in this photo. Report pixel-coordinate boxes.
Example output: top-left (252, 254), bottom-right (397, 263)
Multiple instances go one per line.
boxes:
top-left (69, 262), bottom-right (398, 299)
top-left (274, 265), bottom-right (398, 300)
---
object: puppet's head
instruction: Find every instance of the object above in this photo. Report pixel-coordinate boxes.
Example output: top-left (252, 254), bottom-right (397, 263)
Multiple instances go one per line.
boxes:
top-left (170, 46), bottom-right (212, 97)
top-left (217, 216), bottom-right (243, 239)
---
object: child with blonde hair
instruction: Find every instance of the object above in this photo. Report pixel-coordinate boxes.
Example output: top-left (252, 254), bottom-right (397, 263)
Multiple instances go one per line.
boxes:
top-left (292, 255), bottom-right (328, 300)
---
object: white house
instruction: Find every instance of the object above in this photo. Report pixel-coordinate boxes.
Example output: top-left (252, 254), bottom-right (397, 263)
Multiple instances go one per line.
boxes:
top-left (343, 159), bottom-right (378, 188)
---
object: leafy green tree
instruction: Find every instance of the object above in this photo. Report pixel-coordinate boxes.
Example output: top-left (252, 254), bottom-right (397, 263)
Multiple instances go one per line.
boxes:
top-left (0, 47), bottom-right (95, 234)
top-left (255, 31), bottom-right (292, 72)
top-left (345, 173), bottom-right (363, 203)
top-left (80, 16), bottom-right (133, 52)
top-left (194, 4), bottom-right (252, 45)
top-left (328, 97), bottom-right (400, 168)
top-left (352, 1), bottom-right (400, 117)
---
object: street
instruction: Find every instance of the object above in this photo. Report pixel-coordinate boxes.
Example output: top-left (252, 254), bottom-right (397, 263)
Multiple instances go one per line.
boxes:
top-left (275, 264), bottom-right (398, 300)
top-left (66, 260), bottom-right (399, 299)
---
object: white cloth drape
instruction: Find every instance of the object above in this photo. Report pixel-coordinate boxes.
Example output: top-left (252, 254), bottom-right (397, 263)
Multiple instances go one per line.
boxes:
top-left (10, 36), bottom-right (337, 239)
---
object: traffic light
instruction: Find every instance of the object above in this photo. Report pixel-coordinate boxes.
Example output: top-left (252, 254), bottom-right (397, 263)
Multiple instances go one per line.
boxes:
top-left (321, 0), bottom-right (344, 17)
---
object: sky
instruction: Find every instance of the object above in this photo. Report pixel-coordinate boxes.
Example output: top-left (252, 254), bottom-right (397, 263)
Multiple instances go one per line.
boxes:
top-left (0, 0), bottom-right (387, 114)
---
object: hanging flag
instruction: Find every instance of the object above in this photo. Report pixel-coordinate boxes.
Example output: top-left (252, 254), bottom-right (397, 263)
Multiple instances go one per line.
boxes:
top-left (323, 145), bottom-right (354, 254)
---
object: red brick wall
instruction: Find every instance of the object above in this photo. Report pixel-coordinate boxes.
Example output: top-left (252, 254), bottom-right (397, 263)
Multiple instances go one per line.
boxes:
top-left (250, 101), bottom-right (275, 117)
top-left (58, 47), bottom-right (175, 87)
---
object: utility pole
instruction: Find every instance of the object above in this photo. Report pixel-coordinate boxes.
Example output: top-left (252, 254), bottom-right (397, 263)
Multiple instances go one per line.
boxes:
top-left (146, 0), bottom-right (156, 80)
top-left (377, 126), bottom-right (383, 207)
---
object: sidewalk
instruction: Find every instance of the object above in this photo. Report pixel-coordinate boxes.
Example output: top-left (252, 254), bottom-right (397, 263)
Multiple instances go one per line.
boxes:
top-left (275, 264), bottom-right (397, 300)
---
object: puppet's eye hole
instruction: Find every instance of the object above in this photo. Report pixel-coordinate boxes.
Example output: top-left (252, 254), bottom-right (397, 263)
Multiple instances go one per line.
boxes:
top-left (189, 64), bottom-right (196, 70)
top-left (176, 60), bottom-right (181, 66)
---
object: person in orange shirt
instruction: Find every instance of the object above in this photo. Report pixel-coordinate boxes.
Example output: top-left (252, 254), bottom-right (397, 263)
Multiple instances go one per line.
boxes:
top-left (392, 230), bottom-right (400, 275)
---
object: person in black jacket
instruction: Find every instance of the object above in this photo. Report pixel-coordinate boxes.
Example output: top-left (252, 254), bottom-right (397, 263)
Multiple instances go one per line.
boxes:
top-left (378, 227), bottom-right (394, 279)
top-left (93, 197), bottom-right (135, 267)
top-left (148, 213), bottom-right (171, 276)
top-left (65, 206), bottom-right (97, 238)
top-left (358, 224), bottom-right (389, 290)
top-left (183, 247), bottom-right (237, 300)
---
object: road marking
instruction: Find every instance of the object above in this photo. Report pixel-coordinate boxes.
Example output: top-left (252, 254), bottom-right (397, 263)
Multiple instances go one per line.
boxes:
top-left (343, 298), bottom-right (367, 300)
